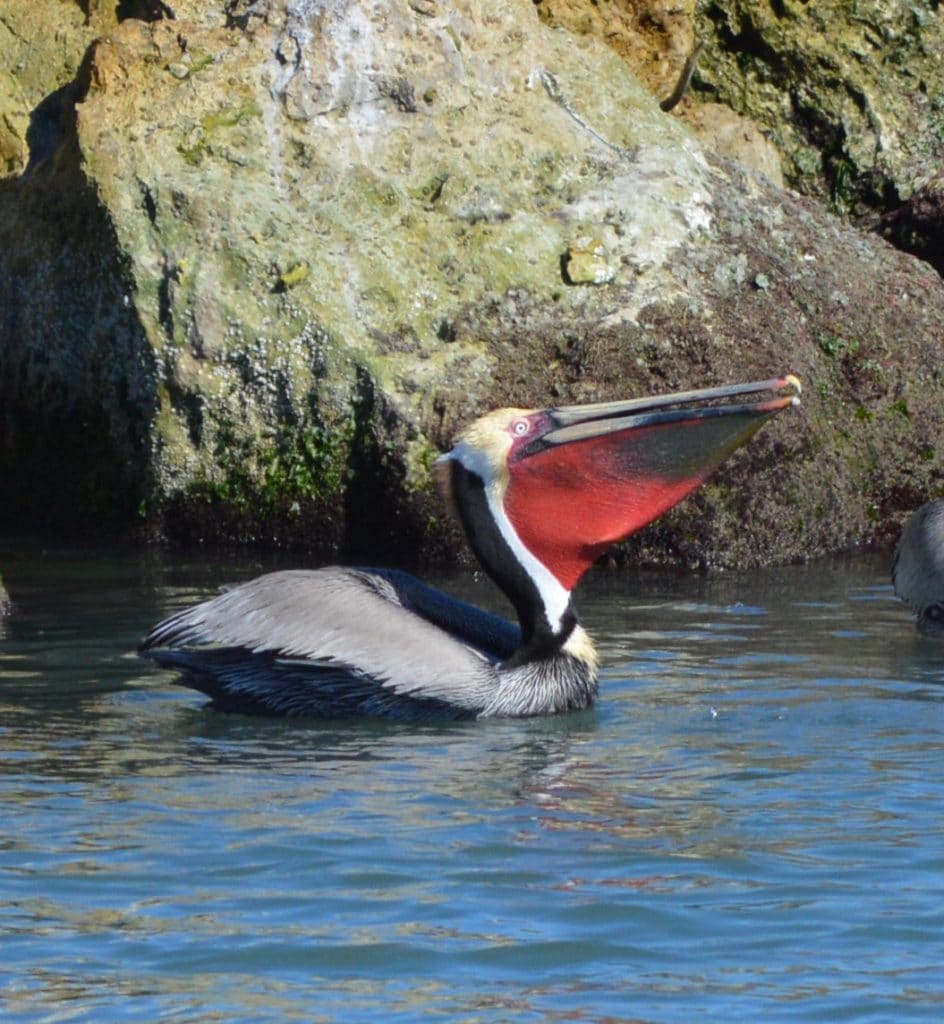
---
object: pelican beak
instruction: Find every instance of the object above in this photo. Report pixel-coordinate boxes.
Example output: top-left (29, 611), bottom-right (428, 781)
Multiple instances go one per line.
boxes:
top-left (542, 374), bottom-right (802, 447)
top-left (504, 375), bottom-right (801, 589)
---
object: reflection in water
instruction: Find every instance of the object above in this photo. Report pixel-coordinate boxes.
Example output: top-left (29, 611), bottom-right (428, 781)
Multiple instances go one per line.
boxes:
top-left (2, 544), bottom-right (944, 1021)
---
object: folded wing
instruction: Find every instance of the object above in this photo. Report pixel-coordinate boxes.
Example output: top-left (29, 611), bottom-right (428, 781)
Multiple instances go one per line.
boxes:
top-left (140, 567), bottom-right (517, 718)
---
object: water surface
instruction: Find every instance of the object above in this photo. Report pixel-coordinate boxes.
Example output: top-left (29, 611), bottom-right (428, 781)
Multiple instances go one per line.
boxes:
top-left (1, 542), bottom-right (943, 1022)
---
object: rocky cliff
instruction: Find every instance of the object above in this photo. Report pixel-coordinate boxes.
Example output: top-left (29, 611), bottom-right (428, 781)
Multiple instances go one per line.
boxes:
top-left (1, 0), bottom-right (942, 567)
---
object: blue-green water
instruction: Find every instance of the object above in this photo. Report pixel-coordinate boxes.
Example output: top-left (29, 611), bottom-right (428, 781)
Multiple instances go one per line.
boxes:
top-left (1, 543), bottom-right (943, 1022)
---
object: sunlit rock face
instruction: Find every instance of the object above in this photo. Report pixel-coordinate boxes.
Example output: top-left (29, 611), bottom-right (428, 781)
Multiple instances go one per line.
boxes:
top-left (75, 1), bottom-right (722, 546)
top-left (537, 0), bottom-right (944, 239)
top-left (0, 0), bottom-right (942, 564)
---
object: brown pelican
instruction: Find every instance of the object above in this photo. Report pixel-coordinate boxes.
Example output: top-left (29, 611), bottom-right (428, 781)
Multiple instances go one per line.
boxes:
top-left (141, 375), bottom-right (801, 719)
top-left (892, 498), bottom-right (944, 636)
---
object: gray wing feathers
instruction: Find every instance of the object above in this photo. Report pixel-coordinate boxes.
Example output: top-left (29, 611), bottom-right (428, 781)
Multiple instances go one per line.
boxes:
top-left (142, 568), bottom-right (500, 713)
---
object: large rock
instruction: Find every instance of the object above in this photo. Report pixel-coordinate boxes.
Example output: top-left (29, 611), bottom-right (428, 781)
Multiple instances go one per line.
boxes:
top-left (1, 0), bottom-right (942, 567)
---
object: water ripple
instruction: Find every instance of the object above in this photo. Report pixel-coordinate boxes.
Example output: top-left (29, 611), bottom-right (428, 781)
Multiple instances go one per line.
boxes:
top-left (2, 549), bottom-right (944, 1021)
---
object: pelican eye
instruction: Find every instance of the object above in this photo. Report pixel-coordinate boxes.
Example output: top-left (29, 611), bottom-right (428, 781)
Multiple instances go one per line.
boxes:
top-left (925, 603), bottom-right (944, 622)
top-left (512, 418), bottom-right (530, 437)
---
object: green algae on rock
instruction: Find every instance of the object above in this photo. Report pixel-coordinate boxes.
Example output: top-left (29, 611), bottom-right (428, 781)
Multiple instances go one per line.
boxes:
top-left (692, 0), bottom-right (944, 219)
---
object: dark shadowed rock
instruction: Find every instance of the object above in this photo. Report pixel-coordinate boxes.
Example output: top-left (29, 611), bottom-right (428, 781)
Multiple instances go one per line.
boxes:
top-left (878, 173), bottom-right (944, 278)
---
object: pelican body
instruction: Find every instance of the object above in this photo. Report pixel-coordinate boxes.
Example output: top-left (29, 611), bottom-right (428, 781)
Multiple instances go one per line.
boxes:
top-left (141, 375), bottom-right (801, 719)
top-left (892, 498), bottom-right (944, 636)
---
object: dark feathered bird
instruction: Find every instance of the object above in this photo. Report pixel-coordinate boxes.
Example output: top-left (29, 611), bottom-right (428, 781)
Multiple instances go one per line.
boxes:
top-left (892, 498), bottom-right (944, 637)
top-left (141, 375), bottom-right (801, 719)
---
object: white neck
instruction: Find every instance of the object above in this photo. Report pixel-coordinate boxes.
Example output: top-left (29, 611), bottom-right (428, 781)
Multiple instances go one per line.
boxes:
top-left (445, 440), bottom-right (572, 636)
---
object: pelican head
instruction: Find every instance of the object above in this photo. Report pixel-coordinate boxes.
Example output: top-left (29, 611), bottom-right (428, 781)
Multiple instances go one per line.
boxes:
top-left (438, 374), bottom-right (801, 644)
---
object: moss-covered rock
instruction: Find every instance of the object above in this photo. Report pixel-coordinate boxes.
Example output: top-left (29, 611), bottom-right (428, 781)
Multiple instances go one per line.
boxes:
top-left (692, 0), bottom-right (944, 220)
top-left (537, 1), bottom-right (944, 240)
